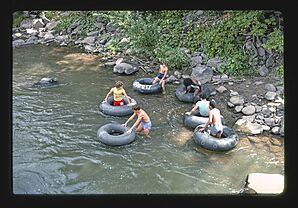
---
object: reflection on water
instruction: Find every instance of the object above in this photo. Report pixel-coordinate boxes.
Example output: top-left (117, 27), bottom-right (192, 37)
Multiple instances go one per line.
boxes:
top-left (12, 44), bottom-right (284, 194)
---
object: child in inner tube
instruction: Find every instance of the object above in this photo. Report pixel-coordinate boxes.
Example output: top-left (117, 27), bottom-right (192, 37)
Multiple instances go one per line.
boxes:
top-left (152, 62), bottom-right (168, 94)
top-left (183, 77), bottom-right (201, 103)
top-left (103, 81), bottom-right (131, 106)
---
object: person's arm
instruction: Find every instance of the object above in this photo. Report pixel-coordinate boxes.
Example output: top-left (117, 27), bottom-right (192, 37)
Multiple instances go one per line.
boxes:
top-left (104, 88), bottom-right (113, 102)
top-left (186, 104), bottom-right (198, 115)
top-left (199, 112), bottom-right (212, 132)
top-left (128, 115), bottom-right (142, 132)
top-left (159, 67), bottom-right (168, 83)
top-left (123, 113), bottom-right (136, 127)
top-left (123, 90), bottom-right (131, 104)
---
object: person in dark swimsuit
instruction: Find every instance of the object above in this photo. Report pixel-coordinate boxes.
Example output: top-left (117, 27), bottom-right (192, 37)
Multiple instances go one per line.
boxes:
top-left (183, 77), bottom-right (201, 103)
top-left (152, 63), bottom-right (168, 94)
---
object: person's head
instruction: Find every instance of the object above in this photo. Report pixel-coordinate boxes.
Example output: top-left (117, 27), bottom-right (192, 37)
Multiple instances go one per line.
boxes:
top-left (132, 105), bottom-right (141, 112)
top-left (183, 78), bottom-right (193, 87)
top-left (115, 81), bottom-right (124, 89)
top-left (200, 92), bottom-right (207, 100)
top-left (209, 100), bottom-right (216, 109)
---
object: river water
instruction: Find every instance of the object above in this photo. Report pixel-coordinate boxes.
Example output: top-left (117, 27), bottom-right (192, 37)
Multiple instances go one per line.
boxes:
top-left (12, 44), bottom-right (284, 194)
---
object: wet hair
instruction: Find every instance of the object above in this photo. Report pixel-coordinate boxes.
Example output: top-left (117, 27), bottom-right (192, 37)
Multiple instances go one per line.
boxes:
top-left (183, 78), bottom-right (193, 88)
top-left (115, 81), bottom-right (124, 88)
top-left (200, 92), bottom-right (207, 100)
top-left (132, 105), bottom-right (141, 111)
top-left (209, 100), bottom-right (216, 109)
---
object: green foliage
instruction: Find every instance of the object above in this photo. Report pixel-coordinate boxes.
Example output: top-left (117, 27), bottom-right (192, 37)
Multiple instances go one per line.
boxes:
top-left (263, 28), bottom-right (284, 54)
top-left (13, 11), bottom-right (26, 27)
top-left (43, 11), bottom-right (58, 20)
top-left (55, 11), bottom-right (99, 36)
top-left (183, 10), bottom-right (282, 76)
top-left (37, 10), bottom-right (284, 77)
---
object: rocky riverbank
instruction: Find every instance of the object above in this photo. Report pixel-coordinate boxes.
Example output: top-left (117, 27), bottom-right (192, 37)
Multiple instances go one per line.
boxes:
top-left (12, 11), bottom-right (284, 138)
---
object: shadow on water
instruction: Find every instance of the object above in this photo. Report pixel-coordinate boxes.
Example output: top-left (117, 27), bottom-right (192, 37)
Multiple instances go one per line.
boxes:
top-left (12, 44), bottom-right (284, 194)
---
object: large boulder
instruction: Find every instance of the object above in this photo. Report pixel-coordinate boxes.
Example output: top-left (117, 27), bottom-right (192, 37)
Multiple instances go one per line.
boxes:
top-left (113, 63), bottom-right (138, 75)
top-left (242, 173), bottom-right (284, 194)
top-left (191, 65), bottom-right (213, 84)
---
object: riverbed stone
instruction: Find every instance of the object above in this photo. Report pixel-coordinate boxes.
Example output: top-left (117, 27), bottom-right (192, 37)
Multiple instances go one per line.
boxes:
top-left (113, 62), bottom-right (138, 75)
top-left (265, 91), bottom-right (277, 101)
top-left (235, 105), bottom-right (243, 113)
top-left (82, 36), bottom-right (96, 45)
top-left (227, 102), bottom-right (235, 108)
top-left (20, 18), bottom-right (33, 29)
top-left (244, 173), bottom-right (284, 194)
top-left (230, 90), bottom-right (239, 96)
top-left (264, 83), bottom-right (277, 92)
top-left (258, 65), bottom-right (269, 77)
top-left (264, 118), bottom-right (275, 127)
top-left (241, 105), bottom-right (256, 115)
top-left (262, 125), bottom-right (271, 131)
top-left (229, 96), bottom-right (245, 106)
top-left (191, 65), bottom-right (213, 84)
top-left (271, 126), bottom-right (280, 135)
top-left (216, 85), bottom-right (227, 93)
top-left (234, 119), bottom-right (263, 135)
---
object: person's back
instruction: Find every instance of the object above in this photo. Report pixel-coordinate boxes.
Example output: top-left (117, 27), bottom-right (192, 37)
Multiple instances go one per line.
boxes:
top-left (139, 109), bottom-right (150, 123)
top-left (196, 100), bottom-right (209, 117)
top-left (210, 108), bottom-right (222, 126)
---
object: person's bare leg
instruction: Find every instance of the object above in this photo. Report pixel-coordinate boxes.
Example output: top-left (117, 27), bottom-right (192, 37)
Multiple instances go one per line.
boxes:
top-left (143, 129), bottom-right (151, 138)
top-left (152, 77), bottom-right (159, 84)
top-left (161, 80), bottom-right (166, 94)
top-left (135, 124), bottom-right (143, 134)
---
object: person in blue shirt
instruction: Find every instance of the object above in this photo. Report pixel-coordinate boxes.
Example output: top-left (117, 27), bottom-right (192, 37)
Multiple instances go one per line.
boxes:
top-left (185, 92), bottom-right (209, 117)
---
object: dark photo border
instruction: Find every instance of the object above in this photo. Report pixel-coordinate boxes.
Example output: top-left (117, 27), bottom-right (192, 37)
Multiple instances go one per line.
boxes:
top-left (1, 0), bottom-right (295, 207)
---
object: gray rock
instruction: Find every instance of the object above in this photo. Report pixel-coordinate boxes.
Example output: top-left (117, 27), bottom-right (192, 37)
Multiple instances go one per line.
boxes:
top-left (264, 118), bottom-right (275, 127)
top-left (230, 90), bottom-right (239, 96)
top-left (191, 56), bottom-right (203, 67)
top-left (12, 39), bottom-right (25, 47)
top-left (264, 83), bottom-right (277, 92)
top-left (191, 65), bottom-right (213, 84)
top-left (216, 86), bottom-right (227, 93)
top-left (20, 18), bottom-right (33, 29)
top-left (166, 75), bottom-right (178, 83)
top-left (210, 91), bottom-right (217, 96)
top-left (271, 126), bottom-right (280, 135)
top-left (211, 75), bottom-right (221, 82)
top-left (234, 119), bottom-right (263, 135)
top-left (261, 107), bottom-right (272, 117)
top-left (227, 102), bottom-right (235, 108)
top-left (46, 21), bottom-right (58, 30)
top-left (254, 81), bottom-right (264, 85)
top-left (84, 45), bottom-right (95, 52)
top-left (242, 106), bottom-right (256, 115)
top-left (255, 105), bottom-right (262, 113)
top-left (113, 62), bottom-right (138, 75)
top-left (265, 91), bottom-right (277, 101)
top-left (87, 31), bottom-right (99, 36)
top-left (229, 96), bottom-right (245, 106)
top-left (82, 36), bottom-right (96, 45)
top-left (262, 125), bottom-right (271, 131)
top-left (258, 47), bottom-right (266, 56)
top-left (44, 32), bottom-right (55, 41)
top-left (279, 118), bottom-right (284, 136)
top-left (244, 173), bottom-right (284, 194)
top-left (235, 105), bottom-right (243, 113)
top-left (221, 74), bottom-right (229, 81)
top-left (106, 22), bottom-right (116, 32)
top-left (258, 65), bottom-right (269, 77)
top-left (266, 54), bottom-right (275, 68)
